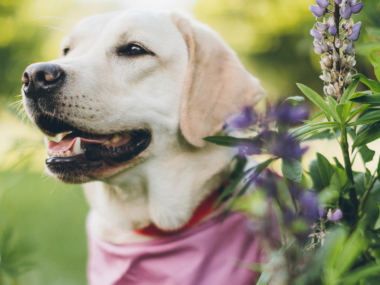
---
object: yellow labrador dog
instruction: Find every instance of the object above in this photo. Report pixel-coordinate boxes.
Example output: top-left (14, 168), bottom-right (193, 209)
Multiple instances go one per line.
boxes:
top-left (22, 9), bottom-right (264, 285)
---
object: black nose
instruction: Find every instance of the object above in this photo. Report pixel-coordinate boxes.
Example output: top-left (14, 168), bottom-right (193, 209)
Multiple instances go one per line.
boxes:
top-left (22, 63), bottom-right (65, 97)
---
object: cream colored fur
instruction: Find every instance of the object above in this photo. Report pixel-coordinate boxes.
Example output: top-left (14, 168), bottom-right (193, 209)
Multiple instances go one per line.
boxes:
top-left (40, 9), bottom-right (264, 244)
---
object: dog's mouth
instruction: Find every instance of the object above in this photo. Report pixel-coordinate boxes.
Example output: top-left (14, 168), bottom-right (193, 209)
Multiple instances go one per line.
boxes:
top-left (36, 114), bottom-right (151, 178)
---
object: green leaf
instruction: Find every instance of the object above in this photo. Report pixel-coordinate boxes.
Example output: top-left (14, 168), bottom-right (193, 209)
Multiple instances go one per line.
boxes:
top-left (292, 122), bottom-right (340, 140)
top-left (362, 194), bottom-right (380, 229)
top-left (349, 74), bottom-right (380, 94)
top-left (317, 153), bottom-right (334, 188)
top-left (284, 96), bottom-right (304, 105)
top-left (352, 122), bottom-right (380, 148)
top-left (347, 104), bottom-right (370, 122)
top-left (303, 129), bottom-right (335, 141)
top-left (328, 96), bottom-right (338, 112)
top-left (308, 160), bottom-right (324, 191)
top-left (335, 103), bottom-right (351, 123)
top-left (356, 42), bottom-right (380, 54)
top-left (281, 158), bottom-right (303, 182)
top-left (340, 263), bottom-right (380, 285)
top-left (370, 52), bottom-right (380, 66)
top-left (359, 145), bottom-right (375, 164)
top-left (203, 136), bottom-right (256, 147)
top-left (297, 84), bottom-right (340, 122)
top-left (341, 78), bottom-right (359, 103)
top-left (348, 94), bottom-right (380, 105)
top-left (213, 174), bottom-right (244, 207)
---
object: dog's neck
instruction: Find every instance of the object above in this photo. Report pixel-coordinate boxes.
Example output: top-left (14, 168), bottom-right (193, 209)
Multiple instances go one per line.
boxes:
top-left (83, 144), bottom-right (232, 244)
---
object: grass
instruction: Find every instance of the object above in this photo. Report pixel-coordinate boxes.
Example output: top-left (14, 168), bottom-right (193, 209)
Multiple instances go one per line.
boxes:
top-left (0, 171), bottom-right (89, 285)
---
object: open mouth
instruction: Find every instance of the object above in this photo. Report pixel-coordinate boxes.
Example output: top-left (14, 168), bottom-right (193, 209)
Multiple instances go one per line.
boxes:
top-left (37, 114), bottom-right (151, 170)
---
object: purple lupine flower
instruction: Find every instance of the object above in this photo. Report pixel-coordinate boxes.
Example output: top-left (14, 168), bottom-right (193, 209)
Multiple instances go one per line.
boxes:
top-left (341, 5), bottom-right (352, 19)
top-left (352, 21), bottom-right (362, 32)
top-left (310, 28), bottom-right (323, 40)
top-left (313, 40), bottom-right (323, 54)
top-left (321, 39), bottom-right (331, 52)
top-left (318, 205), bottom-right (326, 218)
top-left (253, 169), bottom-right (278, 197)
top-left (345, 41), bottom-right (355, 54)
top-left (334, 0), bottom-right (342, 4)
top-left (267, 102), bottom-right (309, 127)
top-left (316, 0), bottom-right (329, 8)
top-left (327, 209), bottom-right (343, 222)
top-left (225, 106), bottom-right (258, 129)
top-left (351, 2), bottom-right (363, 14)
top-left (348, 22), bottom-right (362, 42)
top-left (237, 140), bottom-right (262, 157)
top-left (316, 21), bottom-right (328, 32)
top-left (310, 5), bottom-right (325, 17)
top-left (271, 133), bottom-right (308, 160)
top-left (329, 26), bottom-right (337, 36)
top-left (300, 192), bottom-right (319, 222)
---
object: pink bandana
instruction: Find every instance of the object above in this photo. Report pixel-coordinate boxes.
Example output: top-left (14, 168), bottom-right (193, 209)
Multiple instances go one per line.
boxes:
top-left (87, 212), bottom-right (265, 285)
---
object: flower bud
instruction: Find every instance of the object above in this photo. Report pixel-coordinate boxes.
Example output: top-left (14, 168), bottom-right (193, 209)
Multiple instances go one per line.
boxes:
top-left (328, 16), bottom-right (335, 27)
top-left (320, 61), bottom-right (331, 71)
top-left (310, 28), bottom-right (323, 40)
top-left (324, 84), bottom-right (336, 97)
top-left (316, 0), bottom-right (330, 8)
top-left (331, 70), bottom-right (339, 82)
top-left (348, 30), bottom-right (360, 42)
top-left (316, 21), bottom-right (329, 32)
top-left (310, 5), bottom-right (326, 17)
top-left (345, 41), bottom-right (355, 54)
top-left (322, 55), bottom-right (332, 66)
top-left (348, 56), bottom-right (356, 67)
top-left (341, 5), bottom-right (352, 19)
top-left (351, 2), bottom-right (363, 14)
top-left (329, 26), bottom-right (337, 36)
top-left (335, 38), bottom-right (343, 49)
top-left (320, 70), bottom-right (331, 82)
top-left (332, 48), bottom-right (340, 61)
top-left (313, 40), bottom-right (323, 54)
top-left (327, 209), bottom-right (342, 222)
top-left (321, 39), bottom-right (331, 52)
top-left (341, 56), bottom-right (347, 67)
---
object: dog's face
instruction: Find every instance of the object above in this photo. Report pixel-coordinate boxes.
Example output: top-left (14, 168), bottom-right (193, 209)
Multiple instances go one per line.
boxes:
top-left (21, 9), bottom-right (264, 184)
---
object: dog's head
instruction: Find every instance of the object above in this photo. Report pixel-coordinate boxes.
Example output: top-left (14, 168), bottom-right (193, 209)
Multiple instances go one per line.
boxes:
top-left (21, 9), bottom-right (264, 184)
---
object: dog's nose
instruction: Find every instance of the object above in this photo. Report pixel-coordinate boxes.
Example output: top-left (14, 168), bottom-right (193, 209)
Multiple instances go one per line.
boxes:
top-left (22, 63), bottom-right (65, 97)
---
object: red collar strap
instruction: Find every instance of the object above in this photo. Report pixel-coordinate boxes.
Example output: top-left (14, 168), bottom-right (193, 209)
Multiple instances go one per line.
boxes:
top-left (134, 184), bottom-right (227, 237)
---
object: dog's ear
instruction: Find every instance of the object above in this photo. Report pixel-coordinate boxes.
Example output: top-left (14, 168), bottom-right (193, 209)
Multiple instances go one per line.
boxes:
top-left (172, 13), bottom-right (265, 147)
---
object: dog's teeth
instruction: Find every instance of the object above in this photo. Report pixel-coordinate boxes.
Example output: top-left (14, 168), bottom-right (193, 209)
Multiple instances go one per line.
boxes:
top-left (66, 150), bottom-right (72, 157)
top-left (44, 137), bottom-right (49, 148)
top-left (59, 151), bottom-right (64, 157)
top-left (73, 138), bottom-right (81, 155)
top-left (111, 134), bottom-right (122, 143)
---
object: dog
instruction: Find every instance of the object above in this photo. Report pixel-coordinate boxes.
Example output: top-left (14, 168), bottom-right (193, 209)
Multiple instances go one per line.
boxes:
top-left (21, 9), bottom-right (265, 285)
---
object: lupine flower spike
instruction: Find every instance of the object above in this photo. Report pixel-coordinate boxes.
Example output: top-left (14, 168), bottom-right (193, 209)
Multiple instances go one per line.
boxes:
top-left (310, 0), bottom-right (363, 102)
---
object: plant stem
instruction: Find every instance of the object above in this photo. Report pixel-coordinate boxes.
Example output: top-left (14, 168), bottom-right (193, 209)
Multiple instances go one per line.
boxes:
top-left (340, 126), bottom-right (359, 214)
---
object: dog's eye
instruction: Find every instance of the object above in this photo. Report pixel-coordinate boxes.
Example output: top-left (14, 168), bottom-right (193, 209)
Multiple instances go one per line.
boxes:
top-left (63, 48), bottom-right (70, 56)
top-left (117, 44), bottom-right (148, 56)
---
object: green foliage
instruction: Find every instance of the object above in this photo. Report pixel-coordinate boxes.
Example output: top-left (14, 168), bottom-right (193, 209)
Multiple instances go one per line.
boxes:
top-left (281, 158), bottom-right (303, 182)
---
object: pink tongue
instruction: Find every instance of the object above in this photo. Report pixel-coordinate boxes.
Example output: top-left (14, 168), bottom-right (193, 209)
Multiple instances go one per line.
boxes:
top-left (48, 137), bottom-right (108, 152)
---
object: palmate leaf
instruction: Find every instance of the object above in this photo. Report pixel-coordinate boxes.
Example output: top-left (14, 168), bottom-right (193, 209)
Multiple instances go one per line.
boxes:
top-left (281, 158), bottom-right (303, 182)
top-left (297, 84), bottom-right (340, 122)
top-left (348, 94), bottom-right (380, 105)
top-left (335, 103), bottom-right (351, 123)
top-left (292, 122), bottom-right (340, 140)
top-left (341, 78), bottom-right (359, 103)
top-left (359, 145), bottom-right (375, 164)
top-left (317, 153), bottom-right (334, 188)
top-left (348, 109), bottom-right (380, 126)
top-left (349, 74), bottom-right (380, 94)
top-left (203, 136), bottom-right (256, 147)
top-left (303, 129), bottom-right (335, 141)
top-left (352, 122), bottom-right (380, 148)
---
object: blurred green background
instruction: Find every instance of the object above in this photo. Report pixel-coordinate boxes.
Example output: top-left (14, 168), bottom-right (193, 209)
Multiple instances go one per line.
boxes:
top-left (0, 0), bottom-right (379, 284)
